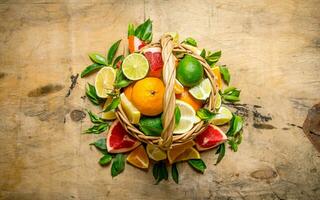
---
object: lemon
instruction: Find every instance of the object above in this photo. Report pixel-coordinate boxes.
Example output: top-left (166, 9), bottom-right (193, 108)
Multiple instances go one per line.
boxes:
top-left (146, 144), bottom-right (167, 161)
top-left (120, 93), bottom-right (140, 124)
top-left (174, 79), bottom-right (184, 94)
top-left (122, 53), bottom-right (149, 80)
top-left (215, 93), bottom-right (222, 110)
top-left (173, 100), bottom-right (199, 134)
top-left (101, 98), bottom-right (117, 120)
top-left (189, 78), bottom-right (212, 100)
top-left (210, 106), bottom-right (232, 125)
top-left (174, 147), bottom-right (200, 163)
top-left (95, 67), bottom-right (116, 98)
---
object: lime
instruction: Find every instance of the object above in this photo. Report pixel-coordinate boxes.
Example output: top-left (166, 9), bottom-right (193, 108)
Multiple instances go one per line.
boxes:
top-left (210, 106), bottom-right (232, 125)
top-left (215, 93), bottom-right (222, 109)
top-left (138, 116), bottom-right (163, 136)
top-left (120, 93), bottom-right (141, 124)
top-left (176, 55), bottom-right (203, 87)
top-left (122, 53), bottom-right (149, 80)
top-left (146, 144), bottom-right (167, 161)
top-left (95, 67), bottom-right (116, 98)
top-left (173, 100), bottom-right (199, 134)
top-left (189, 78), bottom-right (212, 100)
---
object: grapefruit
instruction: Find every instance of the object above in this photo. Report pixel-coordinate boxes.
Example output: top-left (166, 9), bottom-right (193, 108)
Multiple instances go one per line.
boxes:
top-left (106, 120), bottom-right (141, 153)
top-left (128, 35), bottom-right (146, 53)
top-left (142, 47), bottom-right (164, 78)
top-left (195, 125), bottom-right (227, 151)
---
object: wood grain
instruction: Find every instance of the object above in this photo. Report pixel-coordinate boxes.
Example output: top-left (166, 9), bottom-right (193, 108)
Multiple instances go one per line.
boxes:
top-left (0, 0), bottom-right (319, 199)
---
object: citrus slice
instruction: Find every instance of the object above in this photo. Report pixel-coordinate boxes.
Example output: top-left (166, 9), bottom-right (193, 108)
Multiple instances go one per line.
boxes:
top-left (195, 125), bottom-right (227, 151)
top-left (146, 144), bottom-right (167, 161)
top-left (173, 100), bottom-right (199, 134)
top-left (210, 106), bottom-right (232, 125)
top-left (165, 32), bottom-right (179, 45)
top-left (95, 67), bottom-right (116, 98)
top-left (215, 92), bottom-right (222, 110)
top-left (101, 97), bottom-right (117, 120)
top-left (127, 145), bottom-right (149, 169)
top-left (167, 140), bottom-right (195, 164)
top-left (189, 78), bottom-right (212, 100)
top-left (211, 66), bottom-right (222, 90)
top-left (174, 79), bottom-right (184, 94)
top-left (120, 93), bottom-right (140, 124)
top-left (174, 147), bottom-right (200, 163)
top-left (122, 53), bottom-right (149, 80)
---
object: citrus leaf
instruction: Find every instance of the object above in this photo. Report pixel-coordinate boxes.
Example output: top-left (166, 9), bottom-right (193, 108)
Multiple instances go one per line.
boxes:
top-left (215, 143), bottom-right (225, 165)
top-left (90, 138), bottom-right (107, 150)
top-left (107, 40), bottom-right (121, 65)
top-left (139, 116), bottom-right (163, 136)
top-left (83, 123), bottom-right (108, 134)
top-left (99, 154), bottom-right (112, 166)
top-left (205, 50), bottom-right (221, 66)
top-left (114, 69), bottom-right (132, 89)
top-left (196, 108), bottom-right (215, 121)
top-left (219, 65), bottom-right (230, 85)
top-left (86, 83), bottom-right (103, 105)
top-left (227, 115), bottom-right (243, 137)
top-left (81, 63), bottom-right (103, 78)
top-left (182, 37), bottom-right (197, 47)
top-left (172, 163), bottom-right (179, 184)
top-left (153, 161), bottom-right (168, 184)
top-left (111, 154), bottom-right (125, 177)
top-left (113, 55), bottom-right (124, 68)
top-left (89, 53), bottom-right (107, 65)
top-left (222, 95), bottom-right (240, 102)
top-left (188, 159), bottom-right (206, 173)
top-left (102, 97), bottom-right (120, 112)
top-left (200, 49), bottom-right (206, 58)
top-left (175, 106), bottom-right (181, 126)
top-left (134, 19), bottom-right (152, 43)
top-left (87, 110), bottom-right (105, 124)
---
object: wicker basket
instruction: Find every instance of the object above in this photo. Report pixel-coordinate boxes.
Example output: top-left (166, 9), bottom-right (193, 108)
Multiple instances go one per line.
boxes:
top-left (115, 34), bottom-right (218, 150)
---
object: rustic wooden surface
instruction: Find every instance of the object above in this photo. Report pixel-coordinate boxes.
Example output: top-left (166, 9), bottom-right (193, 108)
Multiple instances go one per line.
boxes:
top-left (0, 0), bottom-right (320, 199)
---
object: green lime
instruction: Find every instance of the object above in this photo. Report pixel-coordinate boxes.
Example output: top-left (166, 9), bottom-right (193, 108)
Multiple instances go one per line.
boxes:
top-left (122, 53), bottom-right (149, 80)
top-left (176, 55), bottom-right (203, 87)
top-left (138, 116), bottom-right (163, 136)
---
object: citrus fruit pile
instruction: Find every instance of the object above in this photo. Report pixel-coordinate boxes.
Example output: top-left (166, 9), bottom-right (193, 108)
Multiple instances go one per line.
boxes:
top-left (81, 19), bottom-right (244, 184)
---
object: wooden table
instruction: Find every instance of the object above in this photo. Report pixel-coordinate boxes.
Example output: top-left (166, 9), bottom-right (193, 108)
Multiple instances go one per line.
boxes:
top-left (1, 0), bottom-right (319, 199)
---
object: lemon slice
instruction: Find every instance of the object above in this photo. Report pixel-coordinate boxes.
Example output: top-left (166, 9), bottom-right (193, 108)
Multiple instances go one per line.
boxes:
top-left (95, 67), bottom-right (116, 98)
top-left (174, 100), bottom-right (198, 134)
top-left (120, 93), bottom-right (140, 124)
top-left (146, 144), bottom-right (167, 161)
top-left (174, 147), bottom-right (200, 163)
top-left (174, 79), bottom-right (184, 94)
top-left (189, 78), bottom-right (212, 100)
top-left (101, 98), bottom-right (117, 120)
top-left (122, 53), bottom-right (149, 80)
top-left (210, 106), bottom-right (232, 125)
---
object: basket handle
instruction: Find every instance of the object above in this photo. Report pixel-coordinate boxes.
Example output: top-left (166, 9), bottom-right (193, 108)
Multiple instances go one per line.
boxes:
top-left (159, 34), bottom-right (176, 150)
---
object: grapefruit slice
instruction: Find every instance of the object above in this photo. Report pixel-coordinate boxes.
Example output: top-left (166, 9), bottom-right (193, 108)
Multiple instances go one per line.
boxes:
top-left (195, 125), bottom-right (227, 152)
top-left (106, 120), bottom-right (141, 153)
top-left (128, 35), bottom-right (147, 53)
top-left (127, 145), bottom-right (149, 169)
top-left (142, 47), bottom-right (164, 78)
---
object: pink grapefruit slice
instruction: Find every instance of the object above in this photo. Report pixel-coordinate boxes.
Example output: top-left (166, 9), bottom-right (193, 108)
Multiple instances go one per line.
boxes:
top-left (195, 125), bottom-right (227, 151)
top-left (142, 47), bottom-right (163, 78)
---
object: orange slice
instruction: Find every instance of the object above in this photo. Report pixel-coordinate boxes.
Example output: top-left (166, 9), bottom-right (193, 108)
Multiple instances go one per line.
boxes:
top-left (211, 66), bottom-right (222, 90)
top-left (174, 147), bottom-right (200, 163)
top-left (167, 140), bottom-right (195, 164)
top-left (127, 145), bottom-right (149, 169)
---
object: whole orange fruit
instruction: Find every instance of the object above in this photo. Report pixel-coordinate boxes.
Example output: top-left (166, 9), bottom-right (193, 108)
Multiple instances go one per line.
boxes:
top-left (176, 88), bottom-right (203, 111)
top-left (124, 83), bottom-right (134, 101)
top-left (131, 77), bottom-right (165, 116)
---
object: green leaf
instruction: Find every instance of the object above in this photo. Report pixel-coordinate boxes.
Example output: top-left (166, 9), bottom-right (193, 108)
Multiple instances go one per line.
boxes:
top-left (134, 19), bottom-right (153, 43)
top-left (153, 161), bottom-right (168, 184)
top-left (200, 49), bottom-right (206, 58)
top-left (139, 116), bottom-right (163, 136)
top-left (81, 63), bottom-right (104, 78)
top-left (99, 154), bottom-right (112, 166)
top-left (219, 65), bottom-right (230, 85)
top-left (227, 115), bottom-right (243, 137)
top-left (215, 143), bottom-right (226, 165)
top-left (205, 50), bottom-right (221, 66)
top-left (188, 159), bottom-right (206, 173)
top-left (182, 37), bottom-right (197, 47)
top-left (107, 40), bottom-right (121, 65)
top-left (128, 23), bottom-right (135, 37)
top-left (86, 83), bottom-right (103, 105)
top-left (114, 69), bottom-right (133, 89)
top-left (221, 87), bottom-right (241, 102)
top-left (87, 110), bottom-right (105, 124)
top-left (89, 53), bottom-right (107, 65)
top-left (175, 106), bottom-right (181, 126)
top-left (171, 163), bottom-right (179, 184)
top-left (113, 55), bottom-right (124, 68)
top-left (222, 95), bottom-right (240, 102)
top-left (111, 154), bottom-right (125, 177)
top-left (83, 123), bottom-right (109, 134)
top-left (90, 138), bottom-right (107, 150)
top-left (196, 108), bottom-right (215, 121)
top-left (102, 97), bottom-right (120, 112)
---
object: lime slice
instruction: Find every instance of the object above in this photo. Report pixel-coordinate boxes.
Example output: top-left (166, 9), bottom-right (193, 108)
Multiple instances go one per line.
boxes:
top-left (95, 67), bottom-right (116, 98)
top-left (101, 97), bottom-right (117, 120)
top-left (210, 106), bottom-right (232, 125)
top-left (173, 100), bottom-right (198, 134)
top-left (120, 93), bottom-right (140, 124)
top-left (146, 144), bottom-right (167, 161)
top-left (122, 53), bottom-right (149, 80)
top-left (215, 93), bottom-right (222, 110)
top-left (189, 78), bottom-right (212, 100)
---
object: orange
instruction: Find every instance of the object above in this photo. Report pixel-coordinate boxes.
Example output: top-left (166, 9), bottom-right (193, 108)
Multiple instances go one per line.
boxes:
top-left (131, 77), bottom-right (165, 116)
top-left (211, 66), bottom-right (222, 90)
top-left (174, 147), bottom-right (200, 163)
top-left (127, 145), bottom-right (149, 169)
top-left (167, 140), bottom-right (195, 164)
top-left (128, 35), bottom-right (135, 53)
top-left (124, 84), bottom-right (134, 101)
top-left (176, 88), bottom-right (203, 111)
